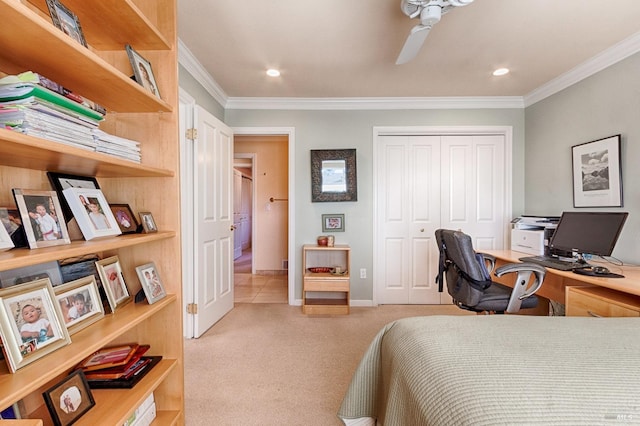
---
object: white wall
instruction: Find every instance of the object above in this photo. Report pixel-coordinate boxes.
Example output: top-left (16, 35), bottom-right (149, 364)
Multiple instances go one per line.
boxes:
top-left (525, 52), bottom-right (640, 264)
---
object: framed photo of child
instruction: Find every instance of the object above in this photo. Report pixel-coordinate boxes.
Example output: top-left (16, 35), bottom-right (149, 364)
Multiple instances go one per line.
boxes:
top-left (125, 44), bottom-right (161, 99)
top-left (95, 256), bottom-right (131, 312)
top-left (54, 276), bottom-right (104, 335)
top-left (135, 262), bottom-right (167, 304)
top-left (61, 187), bottom-right (121, 241)
top-left (108, 204), bottom-right (139, 234)
top-left (12, 189), bottom-right (71, 249)
top-left (43, 369), bottom-right (95, 426)
top-left (0, 278), bottom-right (71, 373)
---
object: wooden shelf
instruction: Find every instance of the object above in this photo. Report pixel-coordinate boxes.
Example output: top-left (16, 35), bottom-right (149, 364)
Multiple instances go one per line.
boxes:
top-left (0, 129), bottom-right (174, 178)
top-left (302, 245), bottom-right (350, 315)
top-left (0, 1), bottom-right (172, 113)
top-left (27, 0), bottom-right (172, 51)
top-left (0, 295), bottom-right (177, 409)
top-left (0, 231), bottom-right (175, 272)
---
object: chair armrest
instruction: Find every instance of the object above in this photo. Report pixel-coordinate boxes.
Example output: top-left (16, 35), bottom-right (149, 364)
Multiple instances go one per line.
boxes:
top-left (477, 253), bottom-right (496, 274)
top-left (494, 263), bottom-right (546, 313)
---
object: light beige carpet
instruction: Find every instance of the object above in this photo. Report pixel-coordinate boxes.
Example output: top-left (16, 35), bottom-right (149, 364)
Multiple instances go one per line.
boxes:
top-left (184, 303), bottom-right (472, 425)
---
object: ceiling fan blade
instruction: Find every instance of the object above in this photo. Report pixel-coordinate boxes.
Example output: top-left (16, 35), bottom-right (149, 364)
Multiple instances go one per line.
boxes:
top-left (396, 24), bottom-right (431, 65)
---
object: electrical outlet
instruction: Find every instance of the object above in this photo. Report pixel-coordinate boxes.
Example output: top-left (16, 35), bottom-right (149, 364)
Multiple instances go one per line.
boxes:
top-left (360, 268), bottom-right (366, 279)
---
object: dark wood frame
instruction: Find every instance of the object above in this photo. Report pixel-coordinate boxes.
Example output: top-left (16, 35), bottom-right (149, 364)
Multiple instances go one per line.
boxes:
top-left (42, 370), bottom-right (95, 426)
top-left (109, 204), bottom-right (139, 234)
top-left (45, 0), bottom-right (87, 47)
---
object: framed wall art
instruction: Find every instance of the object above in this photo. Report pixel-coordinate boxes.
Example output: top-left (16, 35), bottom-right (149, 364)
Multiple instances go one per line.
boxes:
top-left (311, 149), bottom-right (357, 202)
top-left (45, 0), bottom-right (87, 47)
top-left (13, 189), bottom-right (71, 249)
top-left (95, 256), bottom-right (131, 312)
top-left (572, 134), bottom-right (622, 208)
top-left (126, 44), bottom-right (160, 99)
top-left (54, 276), bottom-right (104, 335)
top-left (321, 214), bottom-right (345, 232)
top-left (62, 187), bottom-right (121, 240)
top-left (0, 278), bottom-right (71, 373)
top-left (42, 370), bottom-right (95, 426)
top-left (135, 262), bottom-right (167, 304)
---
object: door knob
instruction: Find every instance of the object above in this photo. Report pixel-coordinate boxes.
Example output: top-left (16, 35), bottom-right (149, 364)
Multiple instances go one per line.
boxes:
top-left (420, 228), bottom-right (424, 232)
top-left (230, 225), bottom-right (236, 231)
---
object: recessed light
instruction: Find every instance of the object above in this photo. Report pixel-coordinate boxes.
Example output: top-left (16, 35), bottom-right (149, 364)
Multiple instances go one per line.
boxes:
top-left (493, 68), bottom-right (509, 76)
top-left (266, 68), bottom-right (280, 77)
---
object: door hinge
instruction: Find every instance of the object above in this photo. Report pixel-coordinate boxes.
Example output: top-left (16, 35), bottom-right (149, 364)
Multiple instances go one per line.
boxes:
top-left (187, 303), bottom-right (198, 314)
top-left (186, 128), bottom-right (198, 140)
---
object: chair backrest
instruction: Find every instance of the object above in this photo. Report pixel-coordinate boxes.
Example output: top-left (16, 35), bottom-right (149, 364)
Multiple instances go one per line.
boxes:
top-left (435, 229), bottom-right (491, 308)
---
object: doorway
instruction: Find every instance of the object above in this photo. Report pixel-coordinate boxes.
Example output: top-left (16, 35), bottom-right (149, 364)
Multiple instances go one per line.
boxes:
top-left (232, 130), bottom-right (295, 304)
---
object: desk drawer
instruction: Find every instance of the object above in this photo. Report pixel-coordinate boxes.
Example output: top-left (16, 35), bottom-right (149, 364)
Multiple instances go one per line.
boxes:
top-left (566, 286), bottom-right (640, 317)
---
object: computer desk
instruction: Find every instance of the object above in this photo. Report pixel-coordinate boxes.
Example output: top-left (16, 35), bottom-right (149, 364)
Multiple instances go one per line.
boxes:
top-left (483, 250), bottom-right (640, 316)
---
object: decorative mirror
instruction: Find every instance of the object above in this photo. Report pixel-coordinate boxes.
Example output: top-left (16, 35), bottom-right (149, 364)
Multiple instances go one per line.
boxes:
top-left (311, 149), bottom-right (357, 202)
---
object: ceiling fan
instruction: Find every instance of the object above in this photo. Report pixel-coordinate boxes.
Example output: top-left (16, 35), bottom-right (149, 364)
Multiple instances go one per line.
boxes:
top-left (396, 0), bottom-right (474, 65)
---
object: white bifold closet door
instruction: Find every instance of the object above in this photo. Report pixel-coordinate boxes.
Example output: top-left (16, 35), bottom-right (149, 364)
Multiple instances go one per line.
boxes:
top-left (375, 134), bottom-right (506, 304)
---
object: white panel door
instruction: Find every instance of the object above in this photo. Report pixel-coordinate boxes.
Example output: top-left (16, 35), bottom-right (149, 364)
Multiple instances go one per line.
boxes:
top-left (193, 106), bottom-right (234, 337)
top-left (375, 133), bottom-right (506, 304)
top-left (376, 135), bottom-right (442, 304)
top-left (440, 135), bottom-right (505, 251)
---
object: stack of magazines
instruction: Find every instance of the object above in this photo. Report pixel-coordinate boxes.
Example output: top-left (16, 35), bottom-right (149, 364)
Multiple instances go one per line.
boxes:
top-left (75, 344), bottom-right (161, 389)
top-left (93, 129), bottom-right (141, 163)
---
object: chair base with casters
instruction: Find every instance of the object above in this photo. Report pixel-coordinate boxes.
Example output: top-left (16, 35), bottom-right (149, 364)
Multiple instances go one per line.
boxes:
top-left (435, 229), bottom-right (546, 314)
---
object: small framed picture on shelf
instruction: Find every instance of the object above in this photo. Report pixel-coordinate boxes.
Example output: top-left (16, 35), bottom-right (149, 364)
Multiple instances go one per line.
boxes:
top-left (0, 215), bottom-right (13, 251)
top-left (95, 256), bottom-right (131, 312)
top-left (54, 276), bottom-right (104, 335)
top-left (139, 212), bottom-right (158, 233)
top-left (0, 260), bottom-right (64, 289)
top-left (321, 214), bottom-right (345, 232)
top-left (125, 44), bottom-right (161, 99)
top-left (0, 278), bottom-right (71, 373)
top-left (47, 172), bottom-right (100, 225)
top-left (0, 207), bottom-right (26, 248)
top-left (42, 370), bottom-right (95, 426)
top-left (135, 262), bottom-right (167, 304)
top-left (44, 0), bottom-right (88, 47)
top-left (62, 187), bottom-right (121, 240)
top-left (109, 204), bottom-right (139, 234)
top-left (13, 189), bottom-right (71, 249)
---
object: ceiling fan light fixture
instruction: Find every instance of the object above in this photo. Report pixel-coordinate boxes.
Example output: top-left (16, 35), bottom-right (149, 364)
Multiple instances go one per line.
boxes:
top-left (493, 68), bottom-right (509, 76)
top-left (266, 68), bottom-right (281, 77)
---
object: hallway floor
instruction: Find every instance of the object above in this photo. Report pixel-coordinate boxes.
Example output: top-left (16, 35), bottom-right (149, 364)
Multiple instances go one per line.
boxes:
top-left (234, 249), bottom-right (288, 304)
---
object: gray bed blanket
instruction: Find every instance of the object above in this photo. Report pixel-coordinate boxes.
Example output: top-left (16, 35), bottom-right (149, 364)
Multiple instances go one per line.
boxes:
top-left (338, 315), bottom-right (640, 425)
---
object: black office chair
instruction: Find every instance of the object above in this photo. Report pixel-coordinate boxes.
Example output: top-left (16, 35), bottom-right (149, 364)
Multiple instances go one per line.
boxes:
top-left (435, 229), bottom-right (546, 314)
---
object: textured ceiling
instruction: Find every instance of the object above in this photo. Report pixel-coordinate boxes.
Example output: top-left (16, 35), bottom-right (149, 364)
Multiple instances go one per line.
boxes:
top-left (178, 0), bottom-right (640, 99)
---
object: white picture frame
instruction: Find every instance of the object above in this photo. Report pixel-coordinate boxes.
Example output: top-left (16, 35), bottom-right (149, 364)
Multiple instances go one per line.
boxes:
top-left (0, 216), bottom-right (13, 251)
top-left (61, 187), bottom-right (121, 240)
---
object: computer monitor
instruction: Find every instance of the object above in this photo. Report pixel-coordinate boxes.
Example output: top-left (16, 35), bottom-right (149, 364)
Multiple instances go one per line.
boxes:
top-left (549, 211), bottom-right (628, 259)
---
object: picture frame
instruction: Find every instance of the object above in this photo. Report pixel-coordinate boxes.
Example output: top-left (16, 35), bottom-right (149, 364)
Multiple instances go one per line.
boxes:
top-left (138, 212), bottom-right (157, 233)
top-left (125, 44), bottom-right (161, 99)
top-left (0, 278), bottom-right (71, 373)
top-left (311, 149), bottom-right (357, 202)
top-left (109, 204), bottom-right (139, 234)
top-left (572, 134), bottom-right (623, 208)
top-left (135, 262), bottom-right (167, 304)
top-left (54, 276), bottom-right (104, 335)
top-left (95, 256), bottom-right (131, 312)
top-left (0, 260), bottom-right (64, 289)
top-left (321, 214), bottom-right (345, 232)
top-left (44, 0), bottom-right (87, 47)
top-left (42, 370), bottom-right (95, 426)
top-left (13, 189), bottom-right (71, 249)
top-left (61, 187), bottom-right (121, 240)
top-left (46, 172), bottom-right (100, 225)
top-left (0, 207), bottom-right (27, 248)
top-left (0, 215), bottom-right (13, 251)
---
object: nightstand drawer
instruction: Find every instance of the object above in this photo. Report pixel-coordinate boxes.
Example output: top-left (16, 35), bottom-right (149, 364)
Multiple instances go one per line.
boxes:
top-left (304, 279), bottom-right (349, 292)
top-left (566, 286), bottom-right (640, 317)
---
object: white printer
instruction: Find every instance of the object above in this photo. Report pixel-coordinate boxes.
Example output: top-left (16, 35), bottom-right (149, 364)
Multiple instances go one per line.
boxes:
top-left (510, 216), bottom-right (558, 256)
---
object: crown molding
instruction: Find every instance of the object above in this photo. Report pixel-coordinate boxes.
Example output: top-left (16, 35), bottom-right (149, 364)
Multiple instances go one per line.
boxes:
top-left (224, 96), bottom-right (524, 110)
top-left (178, 39), bottom-right (228, 107)
top-left (524, 31), bottom-right (640, 107)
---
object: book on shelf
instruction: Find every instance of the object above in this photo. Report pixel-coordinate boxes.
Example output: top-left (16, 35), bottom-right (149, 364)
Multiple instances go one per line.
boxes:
top-left (87, 356), bottom-right (162, 389)
top-left (123, 392), bottom-right (155, 426)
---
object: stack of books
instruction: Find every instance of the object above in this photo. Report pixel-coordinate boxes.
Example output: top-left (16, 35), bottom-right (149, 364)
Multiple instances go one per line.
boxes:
top-left (93, 129), bottom-right (141, 163)
top-left (123, 392), bottom-right (156, 426)
top-left (75, 344), bottom-right (161, 389)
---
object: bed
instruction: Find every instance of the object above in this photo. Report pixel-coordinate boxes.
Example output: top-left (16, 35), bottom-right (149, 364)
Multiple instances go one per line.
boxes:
top-left (338, 315), bottom-right (640, 425)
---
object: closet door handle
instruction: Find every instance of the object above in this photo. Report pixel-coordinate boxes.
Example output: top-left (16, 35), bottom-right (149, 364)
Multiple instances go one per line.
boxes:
top-left (230, 225), bottom-right (236, 231)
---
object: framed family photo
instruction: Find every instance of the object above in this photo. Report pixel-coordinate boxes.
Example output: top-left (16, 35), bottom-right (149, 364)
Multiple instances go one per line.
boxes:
top-left (126, 44), bottom-right (161, 99)
top-left (135, 262), bottom-right (167, 304)
top-left (45, 0), bottom-right (87, 47)
top-left (572, 134), bottom-right (623, 208)
top-left (139, 212), bottom-right (157, 233)
top-left (13, 189), bottom-right (71, 249)
top-left (54, 276), bottom-right (104, 335)
top-left (43, 369), bottom-right (95, 426)
top-left (47, 172), bottom-right (100, 224)
top-left (62, 187), bottom-right (121, 240)
top-left (0, 278), bottom-right (71, 373)
top-left (95, 256), bottom-right (131, 312)
top-left (321, 214), bottom-right (345, 232)
top-left (109, 204), bottom-right (139, 234)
